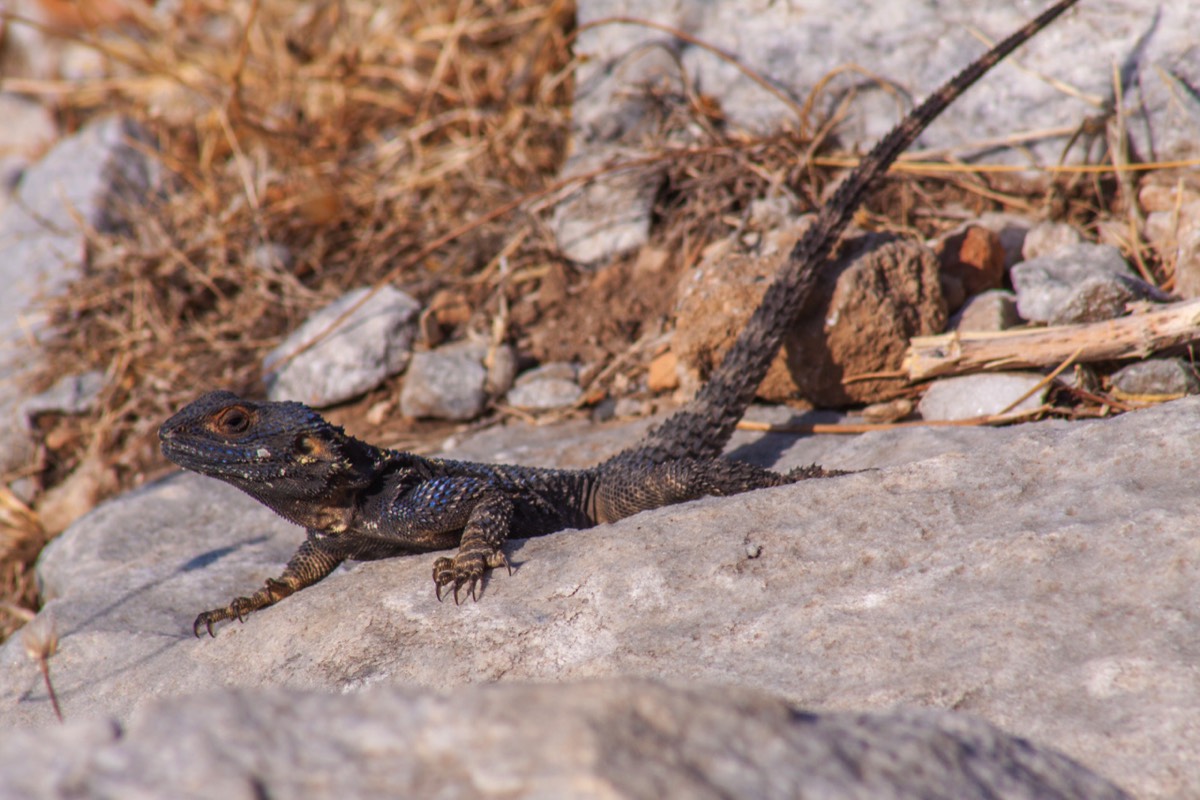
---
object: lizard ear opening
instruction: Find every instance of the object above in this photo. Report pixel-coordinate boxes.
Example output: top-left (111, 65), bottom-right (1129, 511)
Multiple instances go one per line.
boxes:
top-left (294, 434), bottom-right (321, 457)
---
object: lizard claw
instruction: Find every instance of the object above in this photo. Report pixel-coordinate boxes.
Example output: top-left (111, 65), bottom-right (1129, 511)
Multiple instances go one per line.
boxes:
top-left (489, 550), bottom-right (513, 577)
top-left (451, 576), bottom-right (480, 605)
top-left (432, 557), bottom-right (454, 601)
top-left (432, 551), bottom-right (497, 603)
top-left (193, 613), bottom-right (217, 638)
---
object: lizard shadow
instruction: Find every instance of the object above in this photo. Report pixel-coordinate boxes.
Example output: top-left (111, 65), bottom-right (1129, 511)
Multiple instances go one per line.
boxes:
top-left (725, 408), bottom-right (843, 468)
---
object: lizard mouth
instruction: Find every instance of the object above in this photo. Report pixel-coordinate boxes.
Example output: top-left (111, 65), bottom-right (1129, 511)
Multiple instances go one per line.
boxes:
top-left (159, 427), bottom-right (265, 473)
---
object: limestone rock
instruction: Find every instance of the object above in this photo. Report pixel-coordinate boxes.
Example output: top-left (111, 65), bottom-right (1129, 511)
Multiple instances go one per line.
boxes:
top-left (0, 680), bottom-right (1128, 800)
top-left (4, 398), bottom-right (1200, 795)
top-left (1021, 221), bottom-right (1084, 261)
top-left (1010, 244), bottom-right (1161, 324)
top-left (506, 363), bottom-right (582, 411)
top-left (1051, 276), bottom-right (1145, 325)
top-left (549, 42), bottom-right (683, 264)
top-left (950, 289), bottom-right (1021, 332)
top-left (264, 286), bottom-right (421, 407)
top-left (917, 372), bottom-right (1047, 421)
top-left (0, 115), bottom-right (158, 475)
top-left (399, 341), bottom-right (488, 420)
top-left (1110, 358), bottom-right (1200, 400)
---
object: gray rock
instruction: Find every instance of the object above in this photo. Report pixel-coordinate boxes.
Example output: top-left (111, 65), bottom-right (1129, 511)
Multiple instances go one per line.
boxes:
top-left (918, 372), bottom-right (1046, 421)
top-left (264, 286), bottom-right (421, 406)
top-left (506, 362), bottom-right (583, 411)
top-left (1110, 358), bottom-right (1200, 398)
top-left (555, 1), bottom-right (1200, 266)
top-left (0, 115), bottom-right (158, 474)
top-left (549, 41), bottom-right (682, 264)
top-left (4, 398), bottom-right (1200, 796)
top-left (573, 2), bottom-right (1199, 162)
top-left (484, 343), bottom-right (518, 396)
top-left (506, 379), bottom-right (583, 411)
top-left (0, 154), bottom-right (25, 193)
top-left (0, 680), bottom-right (1128, 800)
top-left (399, 341), bottom-right (488, 420)
top-left (550, 144), bottom-right (665, 265)
top-left (22, 371), bottom-right (105, 419)
top-left (1048, 275), bottom-right (1145, 325)
top-left (0, 115), bottom-right (157, 347)
top-left (1010, 244), bottom-right (1152, 324)
top-left (950, 289), bottom-right (1020, 332)
top-left (1022, 221), bottom-right (1084, 261)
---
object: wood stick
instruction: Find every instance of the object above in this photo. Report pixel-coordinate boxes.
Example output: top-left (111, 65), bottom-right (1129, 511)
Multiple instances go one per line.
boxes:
top-left (903, 299), bottom-right (1200, 381)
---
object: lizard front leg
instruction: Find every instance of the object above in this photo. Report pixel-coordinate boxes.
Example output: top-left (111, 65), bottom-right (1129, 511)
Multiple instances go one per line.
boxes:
top-left (431, 491), bottom-right (514, 604)
top-left (193, 535), bottom-right (345, 637)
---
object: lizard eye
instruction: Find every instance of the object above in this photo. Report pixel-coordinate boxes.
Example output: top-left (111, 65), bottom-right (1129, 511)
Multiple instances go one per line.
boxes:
top-left (215, 406), bottom-right (251, 435)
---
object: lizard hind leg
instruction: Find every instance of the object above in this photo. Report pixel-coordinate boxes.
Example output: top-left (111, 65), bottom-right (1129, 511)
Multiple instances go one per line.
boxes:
top-left (193, 536), bottom-right (345, 637)
top-left (432, 492), bottom-right (514, 604)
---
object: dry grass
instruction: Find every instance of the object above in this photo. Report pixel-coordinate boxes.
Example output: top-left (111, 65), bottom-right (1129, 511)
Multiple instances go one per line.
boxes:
top-left (0, 2), bottom-right (1140, 640)
top-left (2, 0), bottom-right (580, 639)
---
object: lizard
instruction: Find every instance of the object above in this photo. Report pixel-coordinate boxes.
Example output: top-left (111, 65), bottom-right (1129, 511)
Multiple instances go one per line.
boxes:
top-left (160, 0), bottom-right (1081, 637)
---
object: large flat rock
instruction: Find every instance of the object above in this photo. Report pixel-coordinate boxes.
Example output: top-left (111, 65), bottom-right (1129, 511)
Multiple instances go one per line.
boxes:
top-left (0, 679), bottom-right (1127, 800)
top-left (3, 399), bottom-right (1199, 796)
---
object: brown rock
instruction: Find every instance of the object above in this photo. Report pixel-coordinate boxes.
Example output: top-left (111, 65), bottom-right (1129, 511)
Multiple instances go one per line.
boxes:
top-left (672, 222), bottom-right (807, 402)
top-left (936, 225), bottom-right (1005, 299)
top-left (647, 350), bottom-right (679, 392)
top-left (790, 235), bottom-right (946, 405)
top-left (673, 221), bottom-right (946, 406)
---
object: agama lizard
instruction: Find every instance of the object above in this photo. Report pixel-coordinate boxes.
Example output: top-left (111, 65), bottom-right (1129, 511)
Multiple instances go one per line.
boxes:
top-left (161, 0), bottom-right (1081, 636)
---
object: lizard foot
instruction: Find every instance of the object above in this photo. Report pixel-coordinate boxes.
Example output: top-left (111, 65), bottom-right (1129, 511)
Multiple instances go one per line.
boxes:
top-left (432, 550), bottom-right (512, 604)
top-left (193, 601), bottom-right (247, 638)
top-left (193, 578), bottom-right (295, 637)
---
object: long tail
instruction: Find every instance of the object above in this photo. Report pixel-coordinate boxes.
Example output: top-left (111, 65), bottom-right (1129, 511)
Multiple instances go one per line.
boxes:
top-left (614, 0), bottom-right (1080, 466)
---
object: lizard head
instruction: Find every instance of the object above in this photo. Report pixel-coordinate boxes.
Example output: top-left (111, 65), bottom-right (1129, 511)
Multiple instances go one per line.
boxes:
top-left (159, 391), bottom-right (379, 506)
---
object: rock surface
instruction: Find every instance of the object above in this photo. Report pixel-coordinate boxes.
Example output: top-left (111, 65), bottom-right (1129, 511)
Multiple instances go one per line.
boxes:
top-left (3, 398), bottom-right (1200, 796)
top-left (263, 286), bottom-right (421, 406)
top-left (557, 1), bottom-right (1200, 264)
top-left (575, 2), bottom-right (1196, 161)
top-left (0, 679), bottom-right (1129, 800)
